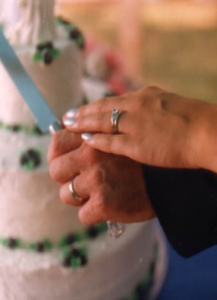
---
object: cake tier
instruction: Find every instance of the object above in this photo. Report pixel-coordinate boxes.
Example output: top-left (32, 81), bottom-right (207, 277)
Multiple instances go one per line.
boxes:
top-left (0, 221), bottom-right (164, 300)
top-left (0, 39), bottom-right (83, 126)
top-left (0, 130), bottom-right (85, 243)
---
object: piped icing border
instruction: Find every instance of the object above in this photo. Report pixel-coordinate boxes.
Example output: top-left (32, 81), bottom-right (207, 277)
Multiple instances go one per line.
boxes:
top-left (0, 223), bottom-right (107, 253)
top-left (0, 223), bottom-right (107, 269)
top-left (0, 121), bottom-right (43, 136)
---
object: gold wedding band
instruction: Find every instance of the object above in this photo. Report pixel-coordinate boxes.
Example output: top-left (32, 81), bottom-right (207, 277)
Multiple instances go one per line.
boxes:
top-left (111, 109), bottom-right (122, 133)
top-left (69, 178), bottom-right (84, 202)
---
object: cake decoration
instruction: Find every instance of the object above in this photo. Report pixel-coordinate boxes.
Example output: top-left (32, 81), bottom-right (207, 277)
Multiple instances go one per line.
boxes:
top-left (1, 237), bottom-right (22, 249)
top-left (28, 240), bottom-right (53, 253)
top-left (61, 246), bottom-right (88, 269)
top-left (0, 121), bottom-right (43, 135)
top-left (6, 0), bottom-right (56, 46)
top-left (57, 17), bottom-right (85, 50)
top-left (20, 148), bottom-right (41, 170)
top-left (0, 223), bottom-right (107, 254)
top-left (33, 41), bottom-right (60, 65)
top-left (0, 0), bottom-right (167, 297)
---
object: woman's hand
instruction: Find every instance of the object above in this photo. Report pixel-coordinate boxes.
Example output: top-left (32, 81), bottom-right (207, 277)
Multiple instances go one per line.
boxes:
top-left (63, 86), bottom-right (215, 171)
top-left (48, 130), bottom-right (156, 225)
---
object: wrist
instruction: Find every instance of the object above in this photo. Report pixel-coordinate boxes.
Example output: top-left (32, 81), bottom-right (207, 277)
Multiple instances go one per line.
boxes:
top-left (190, 102), bottom-right (217, 172)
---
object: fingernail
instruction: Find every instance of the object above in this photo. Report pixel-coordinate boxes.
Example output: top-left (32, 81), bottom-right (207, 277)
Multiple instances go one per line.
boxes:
top-left (63, 118), bottom-right (76, 127)
top-left (81, 133), bottom-right (92, 141)
top-left (65, 109), bottom-right (78, 118)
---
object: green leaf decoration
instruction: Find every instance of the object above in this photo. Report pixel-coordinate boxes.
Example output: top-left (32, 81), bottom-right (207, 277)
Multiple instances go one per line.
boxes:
top-left (56, 17), bottom-right (62, 25)
top-left (28, 243), bottom-right (37, 251)
top-left (51, 48), bottom-right (60, 59)
top-left (15, 239), bottom-right (23, 249)
top-left (71, 257), bottom-right (81, 269)
top-left (79, 247), bottom-right (87, 256)
top-left (43, 239), bottom-right (53, 250)
top-left (66, 23), bottom-right (76, 33)
top-left (33, 51), bottom-right (43, 62)
top-left (58, 237), bottom-right (68, 248)
top-left (25, 160), bottom-right (35, 171)
top-left (61, 246), bottom-right (71, 259)
top-left (5, 124), bottom-right (12, 131)
top-left (76, 35), bottom-right (85, 49)
top-left (1, 238), bottom-right (7, 247)
top-left (74, 232), bottom-right (82, 242)
top-left (97, 222), bottom-right (107, 233)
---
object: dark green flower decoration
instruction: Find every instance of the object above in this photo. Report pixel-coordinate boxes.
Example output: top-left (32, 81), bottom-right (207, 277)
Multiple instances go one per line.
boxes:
top-left (33, 41), bottom-right (60, 65)
top-left (61, 246), bottom-right (88, 269)
top-left (28, 239), bottom-right (53, 253)
top-left (20, 148), bottom-right (41, 171)
top-left (57, 17), bottom-right (85, 50)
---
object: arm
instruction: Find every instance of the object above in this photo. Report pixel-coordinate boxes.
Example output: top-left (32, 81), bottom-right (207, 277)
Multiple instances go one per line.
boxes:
top-left (143, 166), bottom-right (217, 258)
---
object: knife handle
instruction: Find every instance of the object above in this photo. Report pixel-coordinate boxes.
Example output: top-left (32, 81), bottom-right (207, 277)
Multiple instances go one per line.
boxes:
top-left (49, 121), bottom-right (63, 135)
top-left (49, 121), bottom-right (126, 240)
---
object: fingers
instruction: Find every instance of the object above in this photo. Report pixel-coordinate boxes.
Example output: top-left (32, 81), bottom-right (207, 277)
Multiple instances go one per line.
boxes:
top-left (67, 94), bottom-right (129, 118)
top-left (60, 176), bottom-right (89, 206)
top-left (47, 130), bottom-right (82, 164)
top-left (78, 200), bottom-right (105, 225)
top-left (64, 111), bottom-right (131, 134)
top-left (49, 150), bottom-right (81, 184)
top-left (81, 133), bottom-right (135, 158)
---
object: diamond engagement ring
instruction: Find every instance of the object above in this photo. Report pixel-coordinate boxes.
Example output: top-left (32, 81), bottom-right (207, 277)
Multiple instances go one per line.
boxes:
top-left (111, 109), bottom-right (122, 133)
top-left (69, 178), bottom-right (84, 202)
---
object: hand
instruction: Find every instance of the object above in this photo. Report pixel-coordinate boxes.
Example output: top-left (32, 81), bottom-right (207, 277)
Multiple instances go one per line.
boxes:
top-left (48, 130), bottom-right (155, 225)
top-left (63, 86), bottom-right (213, 171)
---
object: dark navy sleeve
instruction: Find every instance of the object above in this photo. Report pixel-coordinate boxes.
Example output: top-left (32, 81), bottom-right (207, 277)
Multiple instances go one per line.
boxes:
top-left (142, 166), bottom-right (217, 258)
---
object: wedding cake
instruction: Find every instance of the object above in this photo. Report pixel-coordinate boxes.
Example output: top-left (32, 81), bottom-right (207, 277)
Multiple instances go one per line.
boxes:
top-left (0, 1), bottom-right (167, 299)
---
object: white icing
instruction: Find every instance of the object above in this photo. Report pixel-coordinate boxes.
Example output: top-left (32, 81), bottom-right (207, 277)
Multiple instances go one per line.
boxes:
top-left (0, 130), bottom-right (85, 242)
top-left (0, 221), bottom-right (162, 300)
top-left (0, 0), bottom-right (20, 27)
top-left (7, 0), bottom-right (56, 46)
top-left (0, 41), bottom-right (83, 126)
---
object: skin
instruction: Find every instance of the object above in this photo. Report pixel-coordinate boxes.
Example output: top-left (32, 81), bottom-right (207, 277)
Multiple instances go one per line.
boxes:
top-left (64, 86), bottom-right (217, 173)
top-left (47, 129), bottom-right (156, 225)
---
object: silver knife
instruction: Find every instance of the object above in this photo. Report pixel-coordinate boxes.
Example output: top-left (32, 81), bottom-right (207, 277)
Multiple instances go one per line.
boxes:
top-left (0, 29), bottom-right (125, 239)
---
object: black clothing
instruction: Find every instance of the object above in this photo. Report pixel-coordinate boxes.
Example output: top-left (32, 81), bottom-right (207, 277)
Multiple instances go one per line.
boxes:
top-left (143, 166), bottom-right (217, 258)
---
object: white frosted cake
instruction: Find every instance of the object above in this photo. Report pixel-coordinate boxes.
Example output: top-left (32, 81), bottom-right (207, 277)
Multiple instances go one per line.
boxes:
top-left (0, 1), bottom-right (167, 299)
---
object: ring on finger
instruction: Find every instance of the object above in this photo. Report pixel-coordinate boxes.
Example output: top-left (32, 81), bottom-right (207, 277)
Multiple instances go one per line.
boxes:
top-left (111, 109), bottom-right (122, 133)
top-left (69, 177), bottom-right (84, 202)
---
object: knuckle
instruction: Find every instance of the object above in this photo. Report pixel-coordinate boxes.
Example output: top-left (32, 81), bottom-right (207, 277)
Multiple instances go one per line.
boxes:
top-left (97, 113), bottom-right (107, 130)
top-left (97, 97), bottom-right (108, 111)
top-left (93, 196), bottom-right (107, 220)
top-left (92, 168), bottom-right (105, 185)
top-left (80, 144), bottom-right (96, 164)
top-left (145, 85), bottom-right (160, 94)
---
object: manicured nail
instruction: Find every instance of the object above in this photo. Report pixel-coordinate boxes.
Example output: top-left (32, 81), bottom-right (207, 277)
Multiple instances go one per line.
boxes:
top-left (65, 109), bottom-right (78, 118)
top-left (63, 118), bottom-right (76, 127)
top-left (81, 133), bottom-right (92, 141)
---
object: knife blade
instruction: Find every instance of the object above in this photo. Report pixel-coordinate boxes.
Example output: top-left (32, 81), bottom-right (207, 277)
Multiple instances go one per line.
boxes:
top-left (0, 29), bottom-right (61, 133)
top-left (0, 29), bottom-right (125, 239)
